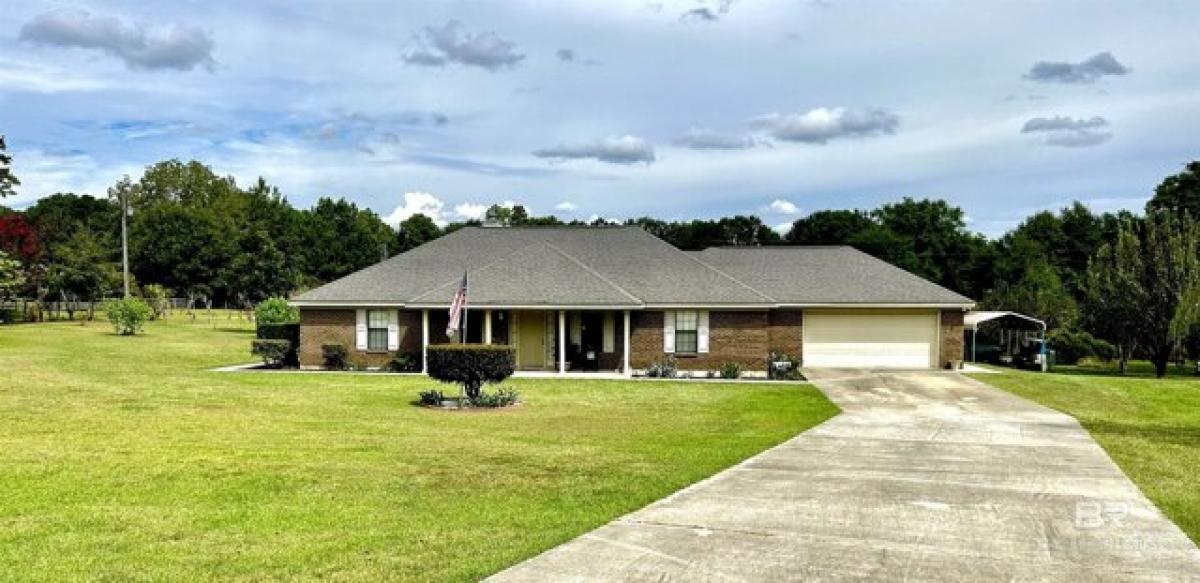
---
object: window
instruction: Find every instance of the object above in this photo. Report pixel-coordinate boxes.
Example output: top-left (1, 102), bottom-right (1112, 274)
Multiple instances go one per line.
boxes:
top-left (367, 310), bottom-right (389, 351)
top-left (674, 310), bottom-right (698, 353)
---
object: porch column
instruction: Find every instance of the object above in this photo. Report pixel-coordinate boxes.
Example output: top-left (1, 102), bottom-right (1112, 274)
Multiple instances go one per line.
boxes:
top-left (483, 309), bottom-right (492, 344)
top-left (622, 310), bottom-right (632, 377)
top-left (558, 310), bottom-right (566, 373)
top-left (421, 309), bottom-right (429, 373)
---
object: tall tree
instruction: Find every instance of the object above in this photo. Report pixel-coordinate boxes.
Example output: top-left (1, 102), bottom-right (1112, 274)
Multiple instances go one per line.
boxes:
top-left (785, 210), bottom-right (876, 245)
top-left (1146, 160), bottom-right (1200, 216)
top-left (300, 198), bottom-right (394, 283)
top-left (983, 258), bottom-right (1077, 330)
top-left (0, 250), bottom-right (23, 300)
top-left (397, 213), bottom-right (441, 252)
top-left (0, 213), bottom-right (41, 264)
top-left (0, 135), bottom-right (17, 198)
top-left (1084, 212), bottom-right (1200, 377)
top-left (47, 228), bottom-right (121, 319)
top-left (24, 193), bottom-right (120, 259)
top-left (134, 159), bottom-right (240, 209)
top-left (225, 229), bottom-right (293, 304)
top-left (130, 204), bottom-right (233, 303)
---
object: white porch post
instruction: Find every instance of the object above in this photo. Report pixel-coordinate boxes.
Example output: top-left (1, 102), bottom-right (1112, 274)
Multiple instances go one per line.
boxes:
top-left (558, 310), bottom-right (566, 373)
top-left (484, 309), bottom-right (493, 344)
top-left (421, 309), bottom-right (429, 373)
top-left (622, 310), bottom-right (632, 377)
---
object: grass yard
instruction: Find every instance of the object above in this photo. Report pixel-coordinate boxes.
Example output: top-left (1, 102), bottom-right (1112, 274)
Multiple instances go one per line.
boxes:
top-left (970, 364), bottom-right (1200, 544)
top-left (0, 314), bottom-right (837, 581)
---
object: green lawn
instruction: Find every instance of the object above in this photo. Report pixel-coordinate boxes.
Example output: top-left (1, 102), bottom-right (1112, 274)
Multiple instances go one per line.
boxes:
top-left (0, 314), bottom-right (837, 581)
top-left (970, 364), bottom-right (1200, 543)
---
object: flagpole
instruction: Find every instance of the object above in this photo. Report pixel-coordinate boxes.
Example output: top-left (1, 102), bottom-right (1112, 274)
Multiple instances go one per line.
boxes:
top-left (460, 270), bottom-right (468, 344)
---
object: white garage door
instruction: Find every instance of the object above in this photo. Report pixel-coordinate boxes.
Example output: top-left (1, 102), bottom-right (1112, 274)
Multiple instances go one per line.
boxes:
top-left (803, 310), bottom-right (938, 368)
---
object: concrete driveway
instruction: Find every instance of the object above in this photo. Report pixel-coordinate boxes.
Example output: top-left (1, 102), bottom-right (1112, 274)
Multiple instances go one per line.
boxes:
top-left (489, 369), bottom-right (1200, 582)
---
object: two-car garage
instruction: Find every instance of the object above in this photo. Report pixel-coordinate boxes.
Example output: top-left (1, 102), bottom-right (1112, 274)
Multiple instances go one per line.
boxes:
top-left (802, 310), bottom-right (940, 369)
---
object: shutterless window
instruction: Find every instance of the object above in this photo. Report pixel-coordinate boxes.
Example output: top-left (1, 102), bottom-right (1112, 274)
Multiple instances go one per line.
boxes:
top-left (675, 310), bottom-right (698, 353)
top-left (367, 310), bottom-right (389, 351)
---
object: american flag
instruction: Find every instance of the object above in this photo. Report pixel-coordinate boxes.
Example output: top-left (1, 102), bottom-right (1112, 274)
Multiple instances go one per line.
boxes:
top-left (446, 271), bottom-right (468, 338)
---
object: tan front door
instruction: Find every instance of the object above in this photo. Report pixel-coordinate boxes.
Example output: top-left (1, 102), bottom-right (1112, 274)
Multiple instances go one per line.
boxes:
top-left (517, 311), bottom-right (547, 369)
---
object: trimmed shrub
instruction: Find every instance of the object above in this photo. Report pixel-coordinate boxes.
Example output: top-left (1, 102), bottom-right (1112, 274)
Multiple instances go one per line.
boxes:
top-left (1047, 329), bottom-right (1116, 365)
top-left (255, 297), bottom-right (299, 325)
top-left (385, 352), bottom-right (420, 372)
top-left (645, 355), bottom-right (677, 378)
top-left (426, 344), bottom-right (515, 399)
top-left (322, 343), bottom-right (348, 370)
top-left (251, 339), bottom-right (291, 368)
top-left (104, 297), bottom-right (153, 336)
top-left (468, 387), bottom-right (520, 408)
top-left (719, 361), bottom-right (743, 379)
top-left (419, 390), bottom-right (445, 406)
top-left (257, 323), bottom-right (300, 367)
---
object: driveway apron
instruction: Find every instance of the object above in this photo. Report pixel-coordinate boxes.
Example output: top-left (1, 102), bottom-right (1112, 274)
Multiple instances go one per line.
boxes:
top-left (489, 369), bottom-right (1200, 581)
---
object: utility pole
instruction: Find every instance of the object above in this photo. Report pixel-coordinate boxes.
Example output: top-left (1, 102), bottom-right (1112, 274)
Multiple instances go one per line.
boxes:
top-left (120, 185), bottom-right (130, 298)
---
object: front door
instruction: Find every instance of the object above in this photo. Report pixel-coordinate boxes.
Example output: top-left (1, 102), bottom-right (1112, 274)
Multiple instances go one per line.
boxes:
top-left (517, 311), bottom-right (547, 369)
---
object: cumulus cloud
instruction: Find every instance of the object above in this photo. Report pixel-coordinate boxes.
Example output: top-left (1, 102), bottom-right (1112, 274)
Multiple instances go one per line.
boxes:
top-left (384, 192), bottom-right (447, 226)
top-left (384, 193), bottom-right (523, 226)
top-left (554, 201), bottom-right (578, 211)
top-left (533, 135), bottom-right (656, 164)
top-left (751, 107), bottom-right (899, 144)
top-left (403, 20), bottom-right (524, 71)
top-left (1024, 52), bottom-right (1129, 84)
top-left (19, 8), bottom-right (215, 71)
top-left (1021, 115), bottom-right (1112, 147)
top-left (766, 199), bottom-right (799, 214)
top-left (453, 202), bottom-right (489, 220)
top-left (674, 128), bottom-right (759, 150)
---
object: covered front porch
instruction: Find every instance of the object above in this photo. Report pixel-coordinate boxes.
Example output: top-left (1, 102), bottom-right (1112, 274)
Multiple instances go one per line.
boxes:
top-left (418, 308), bottom-right (633, 375)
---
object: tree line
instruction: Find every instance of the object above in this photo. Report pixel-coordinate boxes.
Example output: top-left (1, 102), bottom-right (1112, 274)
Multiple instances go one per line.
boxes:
top-left (1, 136), bottom-right (1199, 375)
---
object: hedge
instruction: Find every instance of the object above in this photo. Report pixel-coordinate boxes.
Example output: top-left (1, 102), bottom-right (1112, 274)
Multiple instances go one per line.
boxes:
top-left (426, 344), bottom-right (516, 399)
top-left (251, 339), bottom-right (291, 368)
top-left (257, 323), bottom-right (299, 367)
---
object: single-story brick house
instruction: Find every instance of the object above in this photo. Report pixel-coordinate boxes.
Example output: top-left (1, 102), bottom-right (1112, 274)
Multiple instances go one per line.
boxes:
top-left (290, 226), bottom-right (973, 375)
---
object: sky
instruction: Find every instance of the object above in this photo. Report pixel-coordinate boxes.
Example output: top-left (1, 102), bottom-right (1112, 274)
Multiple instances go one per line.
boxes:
top-left (1, 1), bottom-right (1198, 237)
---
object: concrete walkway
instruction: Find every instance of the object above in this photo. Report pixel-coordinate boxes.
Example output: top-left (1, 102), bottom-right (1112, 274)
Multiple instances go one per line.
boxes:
top-left (489, 369), bottom-right (1200, 581)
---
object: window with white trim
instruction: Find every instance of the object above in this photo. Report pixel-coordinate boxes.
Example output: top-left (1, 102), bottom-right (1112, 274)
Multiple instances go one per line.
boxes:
top-left (367, 310), bottom-right (389, 351)
top-left (674, 310), bottom-right (699, 353)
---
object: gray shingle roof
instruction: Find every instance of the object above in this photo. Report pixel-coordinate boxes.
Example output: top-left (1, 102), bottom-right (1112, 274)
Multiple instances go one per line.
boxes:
top-left (292, 227), bottom-right (974, 307)
top-left (692, 246), bottom-right (974, 305)
top-left (293, 226), bottom-right (773, 306)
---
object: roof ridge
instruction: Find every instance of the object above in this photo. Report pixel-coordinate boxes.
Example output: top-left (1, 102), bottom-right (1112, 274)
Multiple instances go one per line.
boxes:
top-left (704, 245), bottom-right (854, 250)
top-left (539, 239), bottom-right (644, 305)
top-left (632, 228), bottom-right (777, 303)
top-left (405, 243), bottom-right (532, 302)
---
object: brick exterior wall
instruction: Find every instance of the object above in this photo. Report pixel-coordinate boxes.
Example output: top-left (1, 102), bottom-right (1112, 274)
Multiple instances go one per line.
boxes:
top-left (939, 309), bottom-right (965, 368)
top-left (298, 308), bottom-right (422, 369)
top-left (767, 309), bottom-right (803, 357)
top-left (630, 310), bottom-right (772, 372)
